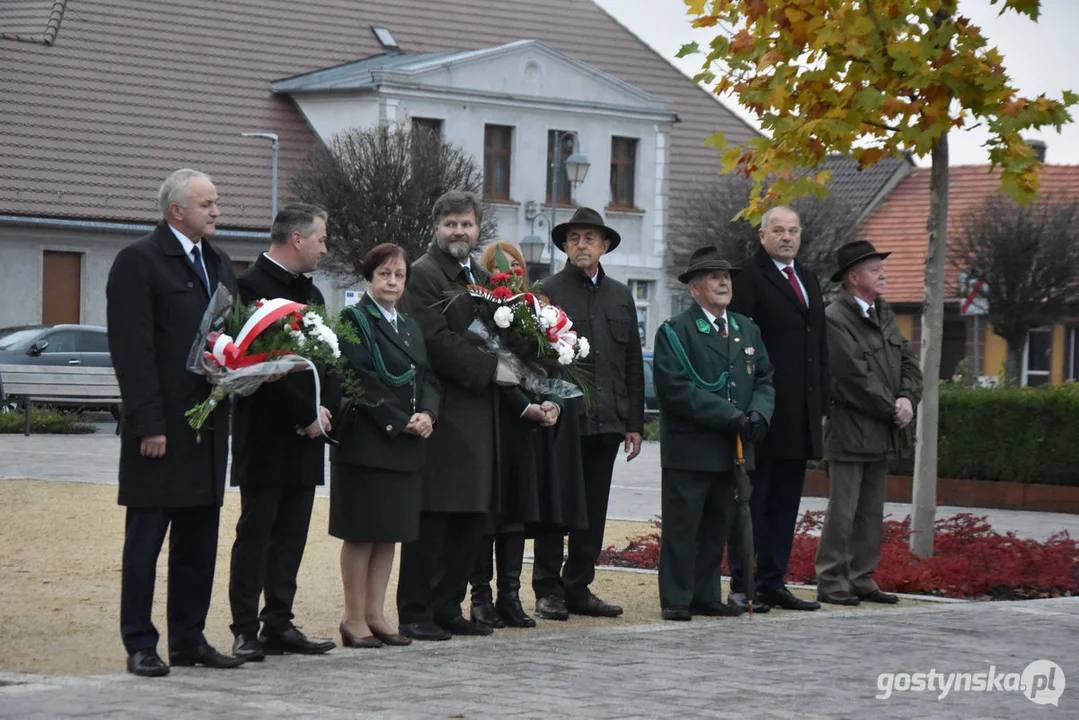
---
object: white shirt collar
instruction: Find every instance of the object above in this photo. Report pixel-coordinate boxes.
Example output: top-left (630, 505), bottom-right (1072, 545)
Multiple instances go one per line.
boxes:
top-left (168, 223), bottom-right (200, 255)
top-left (699, 306), bottom-right (728, 329)
top-left (853, 295), bottom-right (873, 317)
top-left (366, 293), bottom-right (398, 323)
top-left (772, 257), bottom-right (795, 274)
top-left (262, 252), bottom-right (296, 276)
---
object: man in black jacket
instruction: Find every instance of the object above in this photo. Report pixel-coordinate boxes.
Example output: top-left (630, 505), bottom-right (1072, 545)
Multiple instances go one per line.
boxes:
top-left (228, 203), bottom-right (336, 660)
top-left (726, 206), bottom-right (827, 613)
top-left (107, 169), bottom-right (243, 676)
top-left (532, 207), bottom-right (645, 620)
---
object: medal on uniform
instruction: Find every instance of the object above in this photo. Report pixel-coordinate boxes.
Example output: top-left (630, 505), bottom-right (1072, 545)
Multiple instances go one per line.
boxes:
top-left (744, 346), bottom-right (755, 375)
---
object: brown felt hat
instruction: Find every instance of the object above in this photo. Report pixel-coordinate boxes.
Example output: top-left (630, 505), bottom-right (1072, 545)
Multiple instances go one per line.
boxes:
top-left (831, 240), bottom-right (891, 282)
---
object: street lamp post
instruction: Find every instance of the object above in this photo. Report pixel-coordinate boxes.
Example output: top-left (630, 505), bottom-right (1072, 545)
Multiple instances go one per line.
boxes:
top-left (547, 131), bottom-right (590, 275)
top-left (241, 132), bottom-right (279, 220)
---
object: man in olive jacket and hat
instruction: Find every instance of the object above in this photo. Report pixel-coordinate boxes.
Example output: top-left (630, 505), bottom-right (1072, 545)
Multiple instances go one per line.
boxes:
top-left (532, 207), bottom-right (645, 620)
top-left (816, 241), bottom-right (922, 606)
top-left (653, 246), bottom-right (775, 620)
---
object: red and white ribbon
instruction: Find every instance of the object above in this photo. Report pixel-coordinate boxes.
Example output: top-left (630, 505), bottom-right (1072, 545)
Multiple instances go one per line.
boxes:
top-left (207, 298), bottom-right (306, 368)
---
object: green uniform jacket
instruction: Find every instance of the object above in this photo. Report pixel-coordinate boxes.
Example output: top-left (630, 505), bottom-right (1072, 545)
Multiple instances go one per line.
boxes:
top-left (824, 289), bottom-right (923, 462)
top-left (653, 305), bottom-right (775, 472)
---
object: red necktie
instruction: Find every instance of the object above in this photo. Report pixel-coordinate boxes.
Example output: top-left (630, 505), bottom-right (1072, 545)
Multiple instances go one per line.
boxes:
top-left (783, 266), bottom-right (806, 308)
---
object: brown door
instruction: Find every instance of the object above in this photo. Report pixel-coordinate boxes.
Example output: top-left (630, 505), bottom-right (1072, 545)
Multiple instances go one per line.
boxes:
top-left (42, 251), bottom-right (82, 324)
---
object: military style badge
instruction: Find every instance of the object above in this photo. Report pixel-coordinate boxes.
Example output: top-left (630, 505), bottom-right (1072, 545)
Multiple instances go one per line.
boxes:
top-left (744, 346), bottom-right (756, 375)
top-left (695, 318), bottom-right (712, 334)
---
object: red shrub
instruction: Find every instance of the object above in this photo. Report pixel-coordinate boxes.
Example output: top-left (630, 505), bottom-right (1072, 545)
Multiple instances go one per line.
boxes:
top-left (600, 511), bottom-right (1079, 600)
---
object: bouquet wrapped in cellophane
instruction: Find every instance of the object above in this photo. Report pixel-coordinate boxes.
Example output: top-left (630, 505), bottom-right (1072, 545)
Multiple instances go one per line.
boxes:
top-left (185, 284), bottom-right (342, 438)
top-left (453, 246), bottom-right (595, 411)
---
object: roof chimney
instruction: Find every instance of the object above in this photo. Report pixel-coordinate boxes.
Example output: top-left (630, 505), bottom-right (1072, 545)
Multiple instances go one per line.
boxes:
top-left (1025, 138), bottom-right (1047, 163)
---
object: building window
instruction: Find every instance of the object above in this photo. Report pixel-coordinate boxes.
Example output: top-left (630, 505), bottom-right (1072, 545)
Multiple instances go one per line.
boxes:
top-left (610, 137), bottom-right (638, 209)
top-left (1023, 327), bottom-right (1053, 387)
top-left (484, 125), bottom-right (513, 201)
top-left (630, 280), bottom-right (652, 347)
top-left (546, 130), bottom-right (572, 206)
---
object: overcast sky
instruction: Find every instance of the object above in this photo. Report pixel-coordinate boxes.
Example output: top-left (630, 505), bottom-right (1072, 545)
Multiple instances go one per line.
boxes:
top-left (596, 0), bottom-right (1077, 167)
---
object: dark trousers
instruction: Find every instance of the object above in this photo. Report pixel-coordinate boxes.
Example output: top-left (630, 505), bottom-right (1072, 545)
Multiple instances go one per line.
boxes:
top-left (658, 468), bottom-right (734, 608)
top-left (120, 505), bottom-right (220, 654)
top-left (228, 485), bottom-right (316, 637)
top-left (728, 456), bottom-right (808, 594)
top-left (397, 511), bottom-right (485, 625)
top-left (532, 434), bottom-right (621, 601)
top-left (470, 532), bottom-right (526, 604)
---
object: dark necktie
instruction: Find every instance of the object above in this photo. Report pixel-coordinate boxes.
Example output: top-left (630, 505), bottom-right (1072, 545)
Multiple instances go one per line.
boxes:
top-left (783, 266), bottom-right (806, 308)
top-left (463, 265), bottom-right (476, 285)
top-left (190, 246), bottom-right (209, 293)
top-left (715, 317), bottom-right (727, 338)
top-left (867, 305), bottom-right (877, 322)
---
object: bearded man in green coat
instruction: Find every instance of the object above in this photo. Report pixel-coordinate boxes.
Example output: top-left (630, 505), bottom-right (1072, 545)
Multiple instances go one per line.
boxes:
top-left (653, 246), bottom-right (775, 621)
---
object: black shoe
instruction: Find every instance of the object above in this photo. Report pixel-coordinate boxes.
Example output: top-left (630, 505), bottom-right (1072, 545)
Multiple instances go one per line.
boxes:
top-left (232, 633), bottom-right (266, 662)
top-left (534, 595), bottom-right (569, 621)
top-left (817, 591), bottom-right (861, 606)
top-left (437, 615), bottom-right (494, 636)
top-left (691, 600), bottom-right (746, 617)
top-left (127, 649), bottom-right (170, 677)
top-left (470, 600), bottom-right (506, 629)
top-left (727, 592), bottom-right (770, 614)
top-left (259, 627), bottom-right (335, 655)
top-left (169, 644), bottom-right (245, 669)
top-left (566, 592), bottom-right (623, 618)
top-left (758, 587), bottom-right (821, 611)
top-left (398, 621), bottom-right (451, 642)
top-left (857, 589), bottom-right (900, 604)
top-left (495, 595), bottom-right (537, 628)
top-left (662, 606), bottom-right (692, 621)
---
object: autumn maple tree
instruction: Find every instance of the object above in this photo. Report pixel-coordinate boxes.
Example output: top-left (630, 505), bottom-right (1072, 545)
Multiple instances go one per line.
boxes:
top-left (679, 0), bottom-right (1075, 557)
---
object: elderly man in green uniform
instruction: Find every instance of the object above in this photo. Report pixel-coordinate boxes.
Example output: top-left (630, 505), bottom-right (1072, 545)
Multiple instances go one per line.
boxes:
top-left (653, 246), bottom-right (775, 621)
top-left (816, 241), bottom-right (922, 606)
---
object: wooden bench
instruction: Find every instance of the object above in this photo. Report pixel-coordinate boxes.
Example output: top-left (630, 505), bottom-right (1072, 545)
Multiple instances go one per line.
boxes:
top-left (0, 364), bottom-right (122, 436)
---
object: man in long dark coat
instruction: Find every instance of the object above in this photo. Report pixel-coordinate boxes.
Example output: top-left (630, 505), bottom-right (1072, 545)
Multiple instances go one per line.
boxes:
top-left (532, 207), bottom-right (645, 620)
top-left (107, 169), bottom-right (243, 676)
top-left (227, 203), bottom-right (336, 661)
top-left (396, 190), bottom-right (522, 641)
top-left (727, 206), bottom-right (828, 613)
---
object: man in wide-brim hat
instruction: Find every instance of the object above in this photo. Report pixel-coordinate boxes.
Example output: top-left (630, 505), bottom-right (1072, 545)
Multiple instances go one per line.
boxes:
top-left (815, 241), bottom-right (922, 607)
top-left (531, 206), bottom-right (644, 621)
top-left (651, 245), bottom-right (775, 621)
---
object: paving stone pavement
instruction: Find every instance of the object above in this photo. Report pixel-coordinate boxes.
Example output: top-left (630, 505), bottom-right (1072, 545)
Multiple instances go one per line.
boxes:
top-left (1, 598), bottom-right (1076, 718)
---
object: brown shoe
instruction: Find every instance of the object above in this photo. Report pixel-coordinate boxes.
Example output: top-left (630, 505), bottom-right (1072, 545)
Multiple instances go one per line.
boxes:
top-left (339, 623), bottom-right (384, 648)
top-left (817, 591), bottom-right (861, 606)
top-left (858, 589), bottom-right (900, 604)
top-left (566, 592), bottom-right (623, 618)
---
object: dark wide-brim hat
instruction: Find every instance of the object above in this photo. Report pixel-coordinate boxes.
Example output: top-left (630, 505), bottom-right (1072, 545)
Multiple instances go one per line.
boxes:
top-left (678, 245), bottom-right (740, 284)
top-left (552, 207), bottom-right (621, 253)
top-left (830, 240), bottom-right (892, 282)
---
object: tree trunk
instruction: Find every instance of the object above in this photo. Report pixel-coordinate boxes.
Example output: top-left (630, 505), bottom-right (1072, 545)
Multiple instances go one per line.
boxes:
top-left (1004, 340), bottom-right (1025, 386)
top-left (910, 133), bottom-right (948, 559)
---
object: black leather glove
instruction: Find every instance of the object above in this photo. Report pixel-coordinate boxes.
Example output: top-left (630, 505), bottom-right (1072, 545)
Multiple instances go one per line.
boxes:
top-left (729, 411), bottom-right (746, 432)
top-left (742, 410), bottom-right (769, 444)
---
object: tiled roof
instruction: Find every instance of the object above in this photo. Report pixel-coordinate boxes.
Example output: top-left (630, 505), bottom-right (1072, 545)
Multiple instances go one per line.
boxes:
top-left (0, 0), bottom-right (759, 230)
top-left (858, 164), bottom-right (1079, 305)
top-left (820, 153), bottom-right (913, 221)
top-left (0, 0), bottom-right (66, 45)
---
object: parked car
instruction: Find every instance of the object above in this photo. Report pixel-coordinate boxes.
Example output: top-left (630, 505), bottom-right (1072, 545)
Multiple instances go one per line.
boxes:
top-left (643, 350), bottom-right (658, 417)
top-left (0, 325), bottom-right (112, 367)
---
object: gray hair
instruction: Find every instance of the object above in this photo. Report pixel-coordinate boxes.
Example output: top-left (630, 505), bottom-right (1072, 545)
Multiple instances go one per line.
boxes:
top-left (431, 190), bottom-right (483, 225)
top-left (270, 202), bottom-right (328, 245)
top-left (760, 205), bottom-right (799, 229)
top-left (158, 169), bottom-right (212, 217)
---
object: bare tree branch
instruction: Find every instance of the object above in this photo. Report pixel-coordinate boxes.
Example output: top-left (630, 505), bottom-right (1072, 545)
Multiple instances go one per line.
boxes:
top-left (952, 193), bottom-right (1079, 383)
top-left (287, 123), bottom-right (496, 284)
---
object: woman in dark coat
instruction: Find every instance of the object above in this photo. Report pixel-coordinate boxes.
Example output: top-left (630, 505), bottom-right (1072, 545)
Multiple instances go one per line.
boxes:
top-left (330, 243), bottom-right (439, 648)
top-left (469, 242), bottom-right (587, 629)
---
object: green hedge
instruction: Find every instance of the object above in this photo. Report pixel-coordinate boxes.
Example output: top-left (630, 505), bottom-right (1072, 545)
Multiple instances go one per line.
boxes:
top-left (0, 407), bottom-right (97, 434)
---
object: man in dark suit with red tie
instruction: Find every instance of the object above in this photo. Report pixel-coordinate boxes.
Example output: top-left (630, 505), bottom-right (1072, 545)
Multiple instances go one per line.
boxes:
top-left (107, 169), bottom-right (243, 676)
top-left (726, 206), bottom-right (829, 613)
